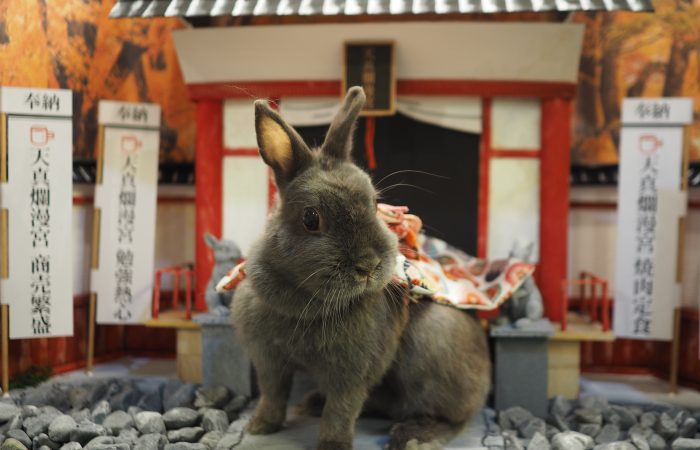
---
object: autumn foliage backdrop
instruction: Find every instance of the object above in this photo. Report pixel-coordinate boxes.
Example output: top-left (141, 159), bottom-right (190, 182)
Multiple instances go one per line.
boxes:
top-left (0, 0), bottom-right (698, 165)
top-left (0, 0), bottom-right (195, 162)
top-left (572, 1), bottom-right (700, 165)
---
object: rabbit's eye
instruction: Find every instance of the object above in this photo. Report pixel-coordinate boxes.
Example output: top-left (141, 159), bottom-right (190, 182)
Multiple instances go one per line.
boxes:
top-left (302, 208), bottom-right (320, 232)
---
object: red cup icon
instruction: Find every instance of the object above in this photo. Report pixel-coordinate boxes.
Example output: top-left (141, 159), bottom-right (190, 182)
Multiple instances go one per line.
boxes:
top-left (121, 135), bottom-right (142, 155)
top-left (30, 126), bottom-right (55, 146)
top-left (639, 134), bottom-right (662, 155)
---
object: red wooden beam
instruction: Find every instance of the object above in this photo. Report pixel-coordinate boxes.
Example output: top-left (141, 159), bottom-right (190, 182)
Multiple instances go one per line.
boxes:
top-left (188, 79), bottom-right (577, 101)
top-left (397, 80), bottom-right (576, 99)
top-left (223, 148), bottom-right (260, 157)
top-left (189, 81), bottom-right (340, 100)
top-left (195, 101), bottom-right (224, 311)
top-left (490, 149), bottom-right (541, 158)
top-left (539, 98), bottom-right (572, 322)
top-left (477, 98), bottom-right (491, 259)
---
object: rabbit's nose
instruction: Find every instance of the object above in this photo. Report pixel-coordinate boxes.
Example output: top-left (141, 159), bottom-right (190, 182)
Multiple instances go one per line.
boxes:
top-left (355, 255), bottom-right (381, 280)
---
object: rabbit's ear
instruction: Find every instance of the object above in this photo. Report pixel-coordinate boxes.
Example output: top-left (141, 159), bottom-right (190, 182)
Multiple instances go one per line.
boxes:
top-left (255, 100), bottom-right (312, 187)
top-left (322, 86), bottom-right (366, 161)
top-left (204, 233), bottom-right (218, 248)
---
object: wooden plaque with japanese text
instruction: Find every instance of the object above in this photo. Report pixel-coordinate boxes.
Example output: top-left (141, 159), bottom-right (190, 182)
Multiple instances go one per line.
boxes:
top-left (343, 42), bottom-right (396, 116)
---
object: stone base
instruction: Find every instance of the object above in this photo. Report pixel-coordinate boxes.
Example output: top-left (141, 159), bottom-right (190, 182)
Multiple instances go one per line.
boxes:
top-left (194, 313), bottom-right (255, 397)
top-left (490, 319), bottom-right (554, 418)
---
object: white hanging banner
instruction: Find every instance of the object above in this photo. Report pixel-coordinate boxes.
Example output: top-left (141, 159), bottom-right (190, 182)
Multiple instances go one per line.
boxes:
top-left (396, 97), bottom-right (482, 134)
top-left (0, 86), bottom-right (74, 339)
top-left (614, 97), bottom-right (692, 341)
top-left (279, 96), bottom-right (482, 134)
top-left (91, 101), bottom-right (160, 324)
top-left (279, 97), bottom-right (341, 127)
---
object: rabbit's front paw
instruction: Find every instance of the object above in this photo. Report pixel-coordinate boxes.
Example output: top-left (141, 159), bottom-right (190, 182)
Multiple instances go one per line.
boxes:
top-left (247, 416), bottom-right (282, 435)
top-left (317, 440), bottom-right (352, 450)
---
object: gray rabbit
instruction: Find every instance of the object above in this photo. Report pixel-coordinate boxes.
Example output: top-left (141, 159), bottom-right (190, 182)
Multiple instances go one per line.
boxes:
top-left (231, 87), bottom-right (490, 450)
top-left (204, 233), bottom-right (242, 316)
top-left (500, 240), bottom-right (544, 327)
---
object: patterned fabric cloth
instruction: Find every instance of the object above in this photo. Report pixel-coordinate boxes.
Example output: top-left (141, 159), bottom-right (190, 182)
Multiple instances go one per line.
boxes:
top-left (217, 204), bottom-right (535, 311)
top-left (378, 204), bottom-right (535, 310)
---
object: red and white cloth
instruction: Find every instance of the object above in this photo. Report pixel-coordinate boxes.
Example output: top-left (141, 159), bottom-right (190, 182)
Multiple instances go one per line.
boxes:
top-left (216, 204), bottom-right (535, 311)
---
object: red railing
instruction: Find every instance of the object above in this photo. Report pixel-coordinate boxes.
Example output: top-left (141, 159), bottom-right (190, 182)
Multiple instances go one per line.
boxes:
top-left (153, 264), bottom-right (195, 320)
top-left (560, 271), bottom-right (610, 332)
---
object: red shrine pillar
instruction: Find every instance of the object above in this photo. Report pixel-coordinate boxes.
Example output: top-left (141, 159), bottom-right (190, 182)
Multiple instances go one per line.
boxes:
top-left (539, 97), bottom-right (572, 322)
top-left (194, 100), bottom-right (223, 311)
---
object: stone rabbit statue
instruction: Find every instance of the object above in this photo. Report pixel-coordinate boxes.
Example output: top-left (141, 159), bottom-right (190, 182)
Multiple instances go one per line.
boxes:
top-left (231, 87), bottom-right (491, 450)
top-left (204, 233), bottom-right (242, 316)
top-left (500, 240), bottom-right (544, 327)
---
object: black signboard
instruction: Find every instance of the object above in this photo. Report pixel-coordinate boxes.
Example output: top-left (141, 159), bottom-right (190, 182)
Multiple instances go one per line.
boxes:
top-left (343, 42), bottom-right (396, 116)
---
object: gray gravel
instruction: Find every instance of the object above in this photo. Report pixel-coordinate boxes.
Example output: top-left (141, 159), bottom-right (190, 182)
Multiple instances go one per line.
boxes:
top-left (4, 377), bottom-right (700, 450)
top-left (163, 444), bottom-right (207, 450)
top-left (0, 406), bottom-right (21, 424)
top-left (6, 431), bottom-right (31, 449)
top-left (68, 421), bottom-right (106, 446)
top-left (497, 394), bottom-right (700, 450)
top-left (162, 409), bottom-right (198, 430)
top-left (595, 424), bottom-right (620, 444)
top-left (1, 438), bottom-right (29, 450)
top-left (551, 431), bottom-right (594, 450)
top-left (213, 433), bottom-right (242, 450)
top-left (32, 433), bottom-right (60, 450)
top-left (200, 411), bottom-right (227, 434)
top-left (593, 442), bottom-right (636, 450)
top-left (133, 434), bottom-right (166, 450)
top-left (198, 432), bottom-right (222, 450)
top-left (579, 423), bottom-right (602, 437)
top-left (58, 443), bottom-right (81, 450)
top-left (680, 418), bottom-right (698, 438)
top-left (133, 413), bottom-right (165, 435)
top-left (629, 431), bottom-right (651, 450)
top-left (656, 412), bottom-right (679, 440)
top-left (102, 411), bottom-right (133, 436)
top-left (672, 438), bottom-right (700, 450)
top-left (640, 412), bottom-right (658, 428)
top-left (0, 381), bottom-right (239, 450)
top-left (166, 427), bottom-right (204, 444)
top-left (88, 403), bottom-right (109, 428)
top-left (48, 416), bottom-right (76, 443)
top-left (528, 432), bottom-right (551, 450)
top-left (648, 433), bottom-right (667, 450)
top-left (193, 389), bottom-right (229, 410)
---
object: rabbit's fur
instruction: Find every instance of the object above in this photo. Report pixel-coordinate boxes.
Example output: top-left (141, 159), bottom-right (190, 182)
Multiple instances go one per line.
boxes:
top-left (232, 87), bottom-right (491, 450)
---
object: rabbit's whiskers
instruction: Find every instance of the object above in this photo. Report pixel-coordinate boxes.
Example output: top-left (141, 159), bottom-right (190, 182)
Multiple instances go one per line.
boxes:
top-left (289, 263), bottom-right (339, 346)
top-left (294, 267), bottom-right (326, 292)
top-left (385, 281), bottom-right (408, 308)
top-left (293, 262), bottom-right (342, 350)
top-left (375, 169), bottom-right (448, 187)
top-left (377, 182), bottom-right (435, 197)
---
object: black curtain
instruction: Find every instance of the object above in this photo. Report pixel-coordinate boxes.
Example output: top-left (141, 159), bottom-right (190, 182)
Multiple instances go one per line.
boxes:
top-left (295, 113), bottom-right (480, 255)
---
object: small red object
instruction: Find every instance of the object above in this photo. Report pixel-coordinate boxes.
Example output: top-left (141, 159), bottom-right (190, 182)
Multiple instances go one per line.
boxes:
top-left (560, 271), bottom-right (611, 332)
top-left (364, 117), bottom-right (376, 170)
top-left (152, 264), bottom-right (195, 320)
